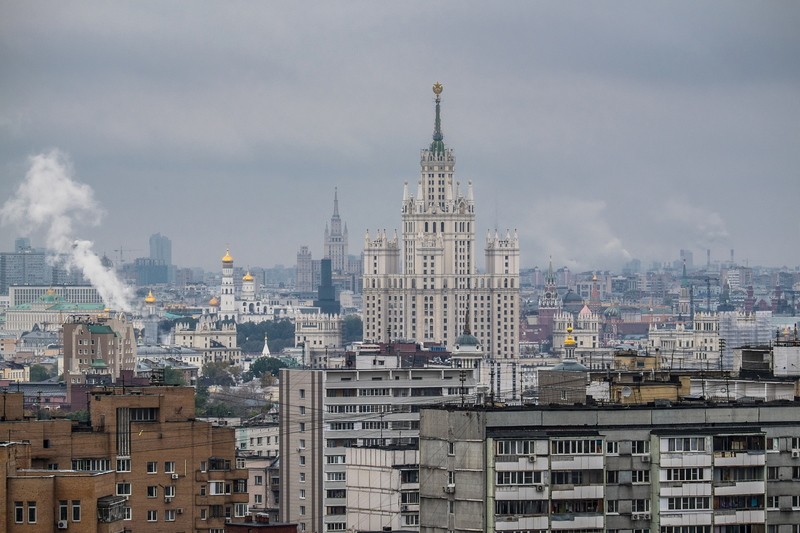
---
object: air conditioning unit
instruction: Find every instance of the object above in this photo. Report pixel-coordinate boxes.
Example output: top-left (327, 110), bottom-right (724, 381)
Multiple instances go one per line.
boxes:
top-left (176, 508), bottom-right (183, 515)
top-left (171, 473), bottom-right (179, 479)
top-left (164, 497), bottom-right (172, 503)
top-left (791, 449), bottom-right (800, 459)
top-left (527, 455), bottom-right (536, 463)
top-left (57, 520), bottom-right (68, 530)
top-left (535, 484), bottom-right (545, 492)
top-left (401, 505), bottom-right (409, 512)
top-left (641, 456), bottom-right (650, 463)
top-left (443, 485), bottom-right (456, 494)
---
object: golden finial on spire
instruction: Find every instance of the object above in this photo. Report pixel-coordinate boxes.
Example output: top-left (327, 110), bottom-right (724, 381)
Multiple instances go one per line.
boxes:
top-left (432, 82), bottom-right (443, 95)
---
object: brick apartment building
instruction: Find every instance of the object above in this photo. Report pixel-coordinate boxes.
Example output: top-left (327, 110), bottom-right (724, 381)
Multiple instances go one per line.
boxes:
top-left (0, 386), bottom-right (249, 532)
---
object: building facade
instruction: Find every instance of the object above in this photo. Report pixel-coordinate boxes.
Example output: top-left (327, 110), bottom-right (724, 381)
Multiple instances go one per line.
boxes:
top-left (279, 359), bottom-right (477, 533)
top-left (419, 401), bottom-right (800, 533)
top-left (362, 84), bottom-right (519, 359)
top-left (0, 387), bottom-right (248, 532)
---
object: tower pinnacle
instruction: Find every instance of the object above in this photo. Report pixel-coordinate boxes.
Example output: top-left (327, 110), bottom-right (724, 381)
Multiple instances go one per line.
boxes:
top-left (430, 82), bottom-right (445, 156)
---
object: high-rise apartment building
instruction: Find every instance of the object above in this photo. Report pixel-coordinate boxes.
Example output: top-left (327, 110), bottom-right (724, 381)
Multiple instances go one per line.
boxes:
top-left (362, 84), bottom-right (519, 358)
top-left (279, 354), bottom-right (477, 533)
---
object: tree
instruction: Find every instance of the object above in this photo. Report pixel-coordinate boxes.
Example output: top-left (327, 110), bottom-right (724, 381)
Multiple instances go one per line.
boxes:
top-left (343, 315), bottom-right (363, 343)
top-left (249, 357), bottom-right (287, 378)
top-left (237, 320), bottom-right (296, 354)
top-left (163, 367), bottom-right (186, 386)
top-left (199, 362), bottom-right (235, 388)
top-left (29, 364), bottom-right (51, 382)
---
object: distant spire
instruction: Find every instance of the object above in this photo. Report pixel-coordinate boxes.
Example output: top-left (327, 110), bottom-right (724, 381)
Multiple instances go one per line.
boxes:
top-left (430, 82), bottom-right (445, 156)
top-left (333, 187), bottom-right (340, 217)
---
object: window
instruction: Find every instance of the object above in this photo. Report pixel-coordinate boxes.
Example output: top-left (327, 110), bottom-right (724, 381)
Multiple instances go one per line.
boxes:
top-left (632, 440), bottom-right (650, 454)
top-left (299, 389), bottom-right (305, 399)
top-left (147, 486), bottom-right (158, 498)
top-left (401, 470), bottom-right (419, 483)
top-left (116, 482), bottom-right (132, 496)
top-left (300, 489), bottom-right (306, 499)
top-left (116, 458), bottom-right (131, 472)
top-left (667, 497), bottom-right (710, 510)
top-left (633, 499), bottom-right (650, 512)
top-left (59, 501), bottom-right (68, 521)
top-left (607, 500), bottom-right (619, 514)
top-left (300, 455), bottom-right (306, 465)
top-left (124, 507), bottom-right (132, 521)
top-left (300, 505), bottom-right (306, 515)
top-left (633, 470), bottom-right (650, 483)
top-left (606, 441), bottom-right (619, 455)
top-left (327, 472), bottom-right (346, 482)
top-left (300, 472), bottom-right (306, 482)
top-left (299, 406), bottom-right (306, 415)
top-left (14, 502), bottom-right (23, 523)
top-left (147, 461), bottom-right (157, 473)
top-left (299, 439), bottom-right (306, 449)
top-left (665, 437), bottom-right (706, 452)
top-left (767, 496), bottom-right (779, 509)
top-left (665, 467), bottom-right (705, 481)
top-left (147, 510), bottom-right (157, 522)
top-left (164, 461), bottom-right (175, 473)
top-left (550, 438), bottom-right (603, 455)
top-left (326, 455), bottom-right (345, 464)
top-left (255, 475), bottom-right (263, 486)
top-left (165, 509), bottom-right (176, 521)
top-left (235, 503), bottom-right (248, 517)
top-left (300, 422), bottom-right (306, 432)
top-left (164, 485), bottom-right (175, 498)
top-left (606, 470), bottom-right (619, 484)
top-left (767, 466), bottom-right (780, 480)
top-left (72, 501), bottom-right (81, 522)
top-left (448, 442), bottom-right (455, 456)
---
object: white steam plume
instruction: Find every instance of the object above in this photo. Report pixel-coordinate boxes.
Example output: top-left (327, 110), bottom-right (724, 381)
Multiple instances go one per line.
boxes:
top-left (0, 150), bottom-right (134, 312)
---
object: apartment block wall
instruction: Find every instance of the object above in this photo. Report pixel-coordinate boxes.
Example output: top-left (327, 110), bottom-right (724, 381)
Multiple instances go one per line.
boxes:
top-left (420, 402), bottom-right (800, 533)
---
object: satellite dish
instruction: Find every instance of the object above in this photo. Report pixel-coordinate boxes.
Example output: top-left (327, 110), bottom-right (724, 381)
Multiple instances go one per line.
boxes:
top-left (621, 386), bottom-right (633, 398)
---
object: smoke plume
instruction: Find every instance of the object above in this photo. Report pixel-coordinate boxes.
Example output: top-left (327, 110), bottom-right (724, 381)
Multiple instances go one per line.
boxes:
top-left (0, 150), bottom-right (134, 312)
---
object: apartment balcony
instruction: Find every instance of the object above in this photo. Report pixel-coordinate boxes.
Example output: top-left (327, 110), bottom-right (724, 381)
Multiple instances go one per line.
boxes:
top-left (549, 513), bottom-right (604, 530)
top-left (713, 480), bottom-right (765, 496)
top-left (494, 485), bottom-right (549, 500)
top-left (495, 455), bottom-right (544, 470)
top-left (660, 454), bottom-right (712, 468)
top-left (713, 451), bottom-right (766, 467)
top-left (659, 511), bottom-right (713, 527)
top-left (658, 482), bottom-right (712, 498)
top-left (549, 454), bottom-right (603, 471)
top-left (494, 515), bottom-right (549, 531)
top-left (713, 509), bottom-right (765, 525)
top-left (550, 484), bottom-right (604, 500)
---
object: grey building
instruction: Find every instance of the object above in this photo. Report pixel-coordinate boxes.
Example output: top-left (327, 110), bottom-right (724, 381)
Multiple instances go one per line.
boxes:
top-left (419, 401), bottom-right (800, 533)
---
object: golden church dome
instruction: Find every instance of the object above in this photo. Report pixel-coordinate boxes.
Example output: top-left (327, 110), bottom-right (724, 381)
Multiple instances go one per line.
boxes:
top-left (144, 290), bottom-right (156, 304)
top-left (243, 272), bottom-right (254, 282)
top-left (209, 296), bottom-right (220, 307)
top-left (222, 249), bottom-right (233, 263)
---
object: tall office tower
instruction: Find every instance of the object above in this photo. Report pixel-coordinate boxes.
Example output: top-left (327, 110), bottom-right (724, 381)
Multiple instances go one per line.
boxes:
top-left (323, 188), bottom-right (348, 273)
top-left (149, 232), bottom-right (172, 266)
top-left (296, 246), bottom-right (313, 293)
top-left (362, 84), bottom-right (520, 358)
top-left (680, 248), bottom-right (693, 270)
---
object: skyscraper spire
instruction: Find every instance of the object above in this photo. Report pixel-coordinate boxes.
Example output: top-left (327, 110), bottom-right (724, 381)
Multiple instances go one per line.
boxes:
top-left (333, 186), bottom-right (340, 217)
top-left (430, 82), bottom-right (445, 156)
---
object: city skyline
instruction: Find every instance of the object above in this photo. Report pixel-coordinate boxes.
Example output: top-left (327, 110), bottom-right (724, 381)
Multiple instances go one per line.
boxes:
top-left (1, 2), bottom-right (799, 272)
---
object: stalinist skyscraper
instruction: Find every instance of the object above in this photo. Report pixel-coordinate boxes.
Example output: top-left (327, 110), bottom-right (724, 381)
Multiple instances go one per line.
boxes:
top-left (363, 83), bottom-right (519, 359)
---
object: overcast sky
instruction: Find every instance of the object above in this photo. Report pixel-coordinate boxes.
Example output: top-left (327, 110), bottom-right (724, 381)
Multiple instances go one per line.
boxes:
top-left (1, 1), bottom-right (798, 273)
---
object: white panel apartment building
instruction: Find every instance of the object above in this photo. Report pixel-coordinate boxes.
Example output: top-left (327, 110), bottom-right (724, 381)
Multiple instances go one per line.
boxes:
top-left (279, 356), bottom-right (477, 533)
top-left (362, 85), bottom-right (520, 360)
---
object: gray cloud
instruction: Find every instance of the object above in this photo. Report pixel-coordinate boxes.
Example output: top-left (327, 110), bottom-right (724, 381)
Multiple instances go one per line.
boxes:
top-left (1, 1), bottom-right (798, 271)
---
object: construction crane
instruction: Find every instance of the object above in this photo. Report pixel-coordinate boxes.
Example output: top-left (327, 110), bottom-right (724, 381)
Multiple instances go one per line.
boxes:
top-left (113, 247), bottom-right (141, 265)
